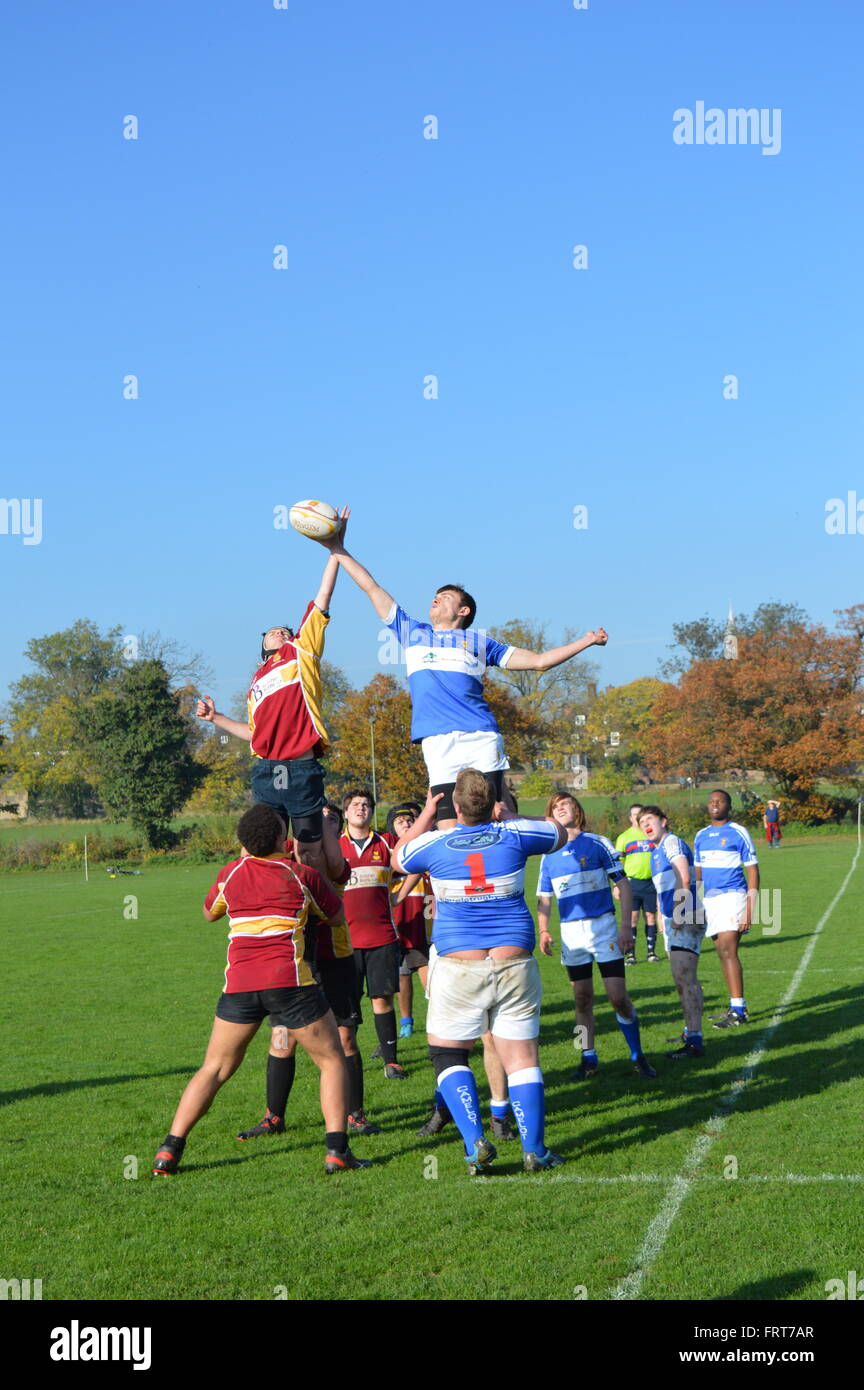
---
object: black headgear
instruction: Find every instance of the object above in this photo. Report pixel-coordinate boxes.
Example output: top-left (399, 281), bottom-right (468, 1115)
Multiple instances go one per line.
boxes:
top-left (260, 627), bottom-right (294, 662)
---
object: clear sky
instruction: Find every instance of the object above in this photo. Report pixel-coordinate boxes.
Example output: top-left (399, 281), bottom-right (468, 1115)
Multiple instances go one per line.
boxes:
top-left (1, 0), bottom-right (861, 711)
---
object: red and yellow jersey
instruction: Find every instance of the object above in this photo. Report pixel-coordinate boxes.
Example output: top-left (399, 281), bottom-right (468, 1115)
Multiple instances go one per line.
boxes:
top-left (390, 872), bottom-right (432, 952)
top-left (339, 831), bottom-right (398, 949)
top-left (315, 856), bottom-right (353, 962)
top-left (204, 852), bottom-right (341, 992)
top-left (247, 602), bottom-right (329, 761)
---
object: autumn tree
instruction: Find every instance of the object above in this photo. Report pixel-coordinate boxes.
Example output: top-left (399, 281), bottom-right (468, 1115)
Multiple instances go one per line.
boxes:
top-left (486, 619), bottom-right (598, 769)
top-left (328, 675), bottom-right (427, 806)
top-left (660, 601), bottom-right (809, 677)
top-left (483, 678), bottom-right (556, 771)
top-left (186, 730), bottom-right (253, 815)
top-left (585, 678), bottom-right (669, 768)
top-left (647, 622), bottom-right (864, 808)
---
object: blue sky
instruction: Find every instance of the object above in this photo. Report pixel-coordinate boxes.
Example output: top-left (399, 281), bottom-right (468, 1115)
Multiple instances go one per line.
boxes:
top-left (1, 0), bottom-right (861, 713)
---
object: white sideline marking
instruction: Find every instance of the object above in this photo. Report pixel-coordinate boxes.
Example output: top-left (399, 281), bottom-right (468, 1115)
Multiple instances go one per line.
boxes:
top-left (612, 825), bottom-right (862, 1302)
top-left (472, 1173), bottom-right (864, 1186)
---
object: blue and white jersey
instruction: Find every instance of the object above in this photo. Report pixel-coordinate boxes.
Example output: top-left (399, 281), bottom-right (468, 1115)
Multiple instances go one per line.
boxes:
top-left (384, 603), bottom-right (514, 742)
top-left (537, 832), bottom-right (624, 922)
top-left (395, 818), bottom-right (560, 954)
top-left (693, 822), bottom-right (758, 897)
top-left (649, 833), bottom-right (695, 921)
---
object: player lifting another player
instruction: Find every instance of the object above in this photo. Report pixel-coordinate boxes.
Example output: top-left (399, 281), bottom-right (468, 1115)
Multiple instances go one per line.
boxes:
top-left (310, 510), bottom-right (608, 827)
top-left (393, 771), bottom-right (567, 1175)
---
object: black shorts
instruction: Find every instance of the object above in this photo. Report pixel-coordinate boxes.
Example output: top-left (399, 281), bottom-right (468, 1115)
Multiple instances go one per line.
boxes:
top-left (431, 771), bottom-right (504, 824)
top-left (354, 941), bottom-right (401, 1000)
top-left (400, 946), bottom-right (430, 976)
top-left (566, 959), bottom-right (626, 983)
top-left (251, 757), bottom-right (325, 842)
top-left (629, 879), bottom-right (658, 913)
top-left (215, 984), bottom-right (330, 1029)
top-left (317, 955), bottom-right (362, 1029)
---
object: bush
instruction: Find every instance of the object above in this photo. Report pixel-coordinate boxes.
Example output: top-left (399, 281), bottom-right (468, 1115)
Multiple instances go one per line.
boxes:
top-left (517, 771), bottom-right (556, 800)
top-left (179, 817), bottom-right (240, 864)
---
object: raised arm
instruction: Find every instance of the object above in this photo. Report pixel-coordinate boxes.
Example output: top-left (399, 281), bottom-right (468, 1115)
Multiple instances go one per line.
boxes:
top-left (313, 553), bottom-right (340, 615)
top-left (390, 791), bottom-right (442, 870)
top-left (312, 509), bottom-right (395, 622)
top-left (196, 697), bottom-right (253, 742)
top-left (505, 627), bottom-right (608, 673)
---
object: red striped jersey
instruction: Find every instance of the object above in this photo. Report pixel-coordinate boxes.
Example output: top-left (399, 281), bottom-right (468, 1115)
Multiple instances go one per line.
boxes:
top-left (339, 831), bottom-right (398, 949)
top-left (204, 852), bottom-right (341, 992)
top-left (390, 872), bottom-right (432, 952)
top-left (247, 602), bottom-right (329, 761)
top-left (315, 856), bottom-right (354, 962)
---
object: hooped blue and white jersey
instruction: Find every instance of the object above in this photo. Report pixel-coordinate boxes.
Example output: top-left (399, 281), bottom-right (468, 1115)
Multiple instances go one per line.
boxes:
top-left (649, 833), bottom-right (695, 921)
top-left (693, 822), bottom-right (758, 897)
top-left (384, 602), bottom-right (514, 741)
top-left (395, 818), bottom-right (560, 954)
top-left (537, 832), bottom-right (624, 922)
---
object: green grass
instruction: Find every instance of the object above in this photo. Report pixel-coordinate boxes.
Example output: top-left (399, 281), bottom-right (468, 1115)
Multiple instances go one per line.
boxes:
top-left (1, 837), bottom-right (862, 1300)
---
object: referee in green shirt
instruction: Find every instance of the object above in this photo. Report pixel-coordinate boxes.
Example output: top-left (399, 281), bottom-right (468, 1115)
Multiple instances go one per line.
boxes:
top-left (614, 804), bottom-right (660, 964)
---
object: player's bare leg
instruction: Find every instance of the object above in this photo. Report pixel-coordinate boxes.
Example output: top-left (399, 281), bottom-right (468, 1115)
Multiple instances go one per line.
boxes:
top-left (713, 929), bottom-right (744, 1000)
top-left (290, 1011), bottom-right (350, 1133)
top-left (570, 977), bottom-right (598, 1078)
top-left (170, 1018), bottom-right (260, 1139)
top-left (666, 951), bottom-right (704, 1057)
top-left (602, 976), bottom-right (657, 1078)
top-left (152, 1019), bottom-right (260, 1173)
top-left (481, 1031), bottom-right (517, 1139)
top-left (398, 972), bottom-right (413, 1023)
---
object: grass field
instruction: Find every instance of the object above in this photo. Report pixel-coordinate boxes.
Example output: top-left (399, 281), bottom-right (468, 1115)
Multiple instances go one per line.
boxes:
top-left (2, 833), bottom-right (862, 1302)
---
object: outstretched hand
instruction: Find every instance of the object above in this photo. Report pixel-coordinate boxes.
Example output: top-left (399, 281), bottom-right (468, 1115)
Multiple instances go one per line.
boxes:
top-left (313, 505), bottom-right (350, 549)
top-left (587, 626), bottom-right (608, 647)
top-left (196, 696), bottom-right (216, 721)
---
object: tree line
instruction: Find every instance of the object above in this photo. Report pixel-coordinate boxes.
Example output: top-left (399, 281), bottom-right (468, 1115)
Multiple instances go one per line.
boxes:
top-left (1, 604), bottom-right (861, 845)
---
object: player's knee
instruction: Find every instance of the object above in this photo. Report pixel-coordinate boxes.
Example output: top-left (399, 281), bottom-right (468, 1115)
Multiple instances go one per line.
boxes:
top-left (429, 1045), bottom-right (470, 1078)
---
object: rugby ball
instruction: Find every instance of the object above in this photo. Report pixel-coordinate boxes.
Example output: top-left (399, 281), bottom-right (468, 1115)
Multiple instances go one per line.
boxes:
top-left (289, 499), bottom-right (339, 540)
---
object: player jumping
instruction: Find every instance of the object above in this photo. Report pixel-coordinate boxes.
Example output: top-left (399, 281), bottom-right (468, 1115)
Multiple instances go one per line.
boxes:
top-left (311, 512), bottom-right (607, 827)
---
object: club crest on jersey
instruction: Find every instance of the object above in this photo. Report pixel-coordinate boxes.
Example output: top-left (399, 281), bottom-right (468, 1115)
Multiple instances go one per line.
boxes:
top-left (445, 829), bottom-right (500, 850)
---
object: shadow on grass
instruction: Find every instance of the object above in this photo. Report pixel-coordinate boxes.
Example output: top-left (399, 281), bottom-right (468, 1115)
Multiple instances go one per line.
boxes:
top-left (550, 987), bottom-right (864, 1159)
top-left (0, 1067), bottom-right (198, 1109)
top-left (712, 1268), bottom-right (817, 1300)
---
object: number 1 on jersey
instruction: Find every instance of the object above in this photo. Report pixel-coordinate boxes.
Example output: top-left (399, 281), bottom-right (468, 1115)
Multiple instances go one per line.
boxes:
top-left (464, 852), bottom-right (494, 895)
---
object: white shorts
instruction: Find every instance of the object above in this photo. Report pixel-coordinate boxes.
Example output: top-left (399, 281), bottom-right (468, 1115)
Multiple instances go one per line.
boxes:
top-left (560, 911), bottom-right (622, 968)
top-left (426, 952), bottom-right (541, 1041)
top-left (704, 891), bottom-right (748, 939)
top-left (421, 729), bottom-right (509, 786)
top-left (660, 916), bottom-right (705, 956)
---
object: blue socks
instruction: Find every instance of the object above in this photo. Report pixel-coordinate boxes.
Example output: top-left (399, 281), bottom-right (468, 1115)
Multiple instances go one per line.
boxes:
top-left (615, 1009), bottom-right (643, 1061)
top-left (508, 1067), bottom-right (546, 1156)
top-left (436, 1066), bottom-right (484, 1157)
top-left (490, 1099), bottom-right (510, 1121)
